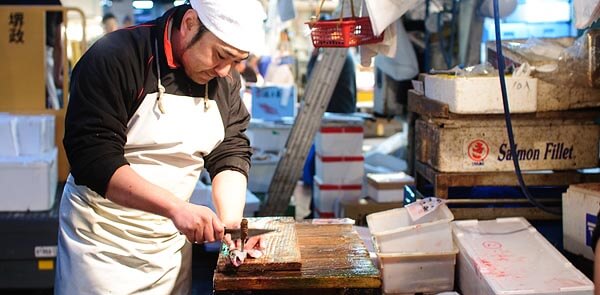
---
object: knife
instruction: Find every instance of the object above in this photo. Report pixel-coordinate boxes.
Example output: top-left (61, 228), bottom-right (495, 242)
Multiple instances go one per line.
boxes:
top-left (224, 228), bottom-right (275, 240)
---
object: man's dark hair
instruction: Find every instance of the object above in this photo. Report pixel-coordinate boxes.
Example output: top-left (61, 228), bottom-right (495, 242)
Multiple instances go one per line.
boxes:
top-left (172, 5), bottom-right (211, 49)
top-left (102, 13), bottom-right (116, 24)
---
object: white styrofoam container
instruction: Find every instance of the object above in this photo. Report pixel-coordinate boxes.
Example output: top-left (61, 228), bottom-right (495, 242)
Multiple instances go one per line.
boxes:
top-left (366, 205), bottom-right (454, 253)
top-left (424, 74), bottom-right (537, 114)
top-left (15, 115), bottom-right (55, 156)
top-left (315, 154), bottom-right (364, 184)
top-left (0, 115), bottom-right (19, 157)
top-left (189, 181), bottom-right (260, 217)
top-left (562, 183), bottom-right (600, 260)
top-left (247, 119), bottom-right (292, 152)
top-left (315, 125), bottom-right (364, 156)
top-left (0, 148), bottom-right (57, 211)
top-left (453, 217), bottom-right (594, 295)
top-left (366, 172), bottom-right (414, 203)
top-left (248, 153), bottom-right (279, 193)
top-left (377, 248), bottom-right (458, 294)
top-left (313, 176), bottom-right (362, 218)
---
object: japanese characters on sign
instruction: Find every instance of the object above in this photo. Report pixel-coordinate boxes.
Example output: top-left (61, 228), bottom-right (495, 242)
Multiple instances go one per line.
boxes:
top-left (9, 12), bottom-right (24, 44)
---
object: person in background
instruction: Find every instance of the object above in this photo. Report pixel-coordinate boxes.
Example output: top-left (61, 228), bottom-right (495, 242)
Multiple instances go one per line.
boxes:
top-left (55, 0), bottom-right (265, 293)
top-left (122, 15), bottom-right (133, 28)
top-left (101, 12), bottom-right (118, 34)
top-left (306, 47), bottom-right (357, 114)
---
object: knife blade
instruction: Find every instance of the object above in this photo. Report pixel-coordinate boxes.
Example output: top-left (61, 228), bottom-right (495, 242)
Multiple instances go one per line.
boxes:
top-left (224, 228), bottom-right (275, 240)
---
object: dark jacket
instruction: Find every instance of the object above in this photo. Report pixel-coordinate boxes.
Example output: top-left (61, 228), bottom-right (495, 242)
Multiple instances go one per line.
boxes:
top-left (63, 5), bottom-right (251, 196)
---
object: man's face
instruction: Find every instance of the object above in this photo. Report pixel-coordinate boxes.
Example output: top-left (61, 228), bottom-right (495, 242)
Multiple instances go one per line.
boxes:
top-left (179, 30), bottom-right (249, 85)
top-left (103, 18), bottom-right (118, 33)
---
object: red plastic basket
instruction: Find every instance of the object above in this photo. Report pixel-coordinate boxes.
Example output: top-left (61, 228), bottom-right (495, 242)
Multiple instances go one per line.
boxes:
top-left (308, 16), bottom-right (384, 48)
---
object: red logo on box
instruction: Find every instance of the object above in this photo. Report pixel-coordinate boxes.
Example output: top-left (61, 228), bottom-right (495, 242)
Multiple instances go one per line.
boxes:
top-left (468, 139), bottom-right (489, 162)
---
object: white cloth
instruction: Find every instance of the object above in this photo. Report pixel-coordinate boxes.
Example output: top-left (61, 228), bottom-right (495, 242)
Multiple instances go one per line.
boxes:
top-left (373, 20), bottom-right (419, 81)
top-left (359, 21), bottom-right (397, 67)
top-left (55, 88), bottom-right (225, 294)
top-left (364, 0), bottom-right (423, 36)
top-left (574, 0), bottom-right (600, 29)
top-left (190, 0), bottom-right (267, 53)
top-left (45, 46), bottom-right (60, 110)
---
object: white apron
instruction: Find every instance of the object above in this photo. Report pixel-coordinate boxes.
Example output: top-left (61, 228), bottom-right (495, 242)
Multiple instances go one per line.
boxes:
top-left (55, 55), bottom-right (224, 294)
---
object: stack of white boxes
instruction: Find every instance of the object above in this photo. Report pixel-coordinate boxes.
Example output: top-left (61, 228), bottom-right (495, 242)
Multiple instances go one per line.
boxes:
top-left (0, 114), bottom-right (57, 211)
top-left (313, 117), bottom-right (364, 217)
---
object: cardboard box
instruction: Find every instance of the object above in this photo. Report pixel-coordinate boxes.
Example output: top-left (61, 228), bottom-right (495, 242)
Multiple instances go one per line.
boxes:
top-left (563, 183), bottom-right (600, 260)
top-left (453, 218), bottom-right (593, 295)
top-left (424, 74), bottom-right (537, 114)
top-left (416, 118), bottom-right (600, 172)
top-left (250, 85), bottom-right (297, 121)
top-left (315, 154), bottom-right (364, 185)
top-left (313, 176), bottom-right (362, 218)
top-left (366, 172), bottom-right (414, 203)
top-left (0, 148), bottom-right (57, 211)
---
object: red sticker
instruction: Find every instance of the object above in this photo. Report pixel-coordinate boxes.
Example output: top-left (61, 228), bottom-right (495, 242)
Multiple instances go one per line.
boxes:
top-left (468, 139), bottom-right (490, 162)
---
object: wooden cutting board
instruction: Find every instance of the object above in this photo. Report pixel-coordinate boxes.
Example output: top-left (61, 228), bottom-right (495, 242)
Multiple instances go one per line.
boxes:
top-left (216, 216), bottom-right (301, 272)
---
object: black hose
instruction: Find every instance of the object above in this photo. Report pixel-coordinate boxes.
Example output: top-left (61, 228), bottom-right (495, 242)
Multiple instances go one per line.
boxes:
top-left (493, 0), bottom-right (562, 215)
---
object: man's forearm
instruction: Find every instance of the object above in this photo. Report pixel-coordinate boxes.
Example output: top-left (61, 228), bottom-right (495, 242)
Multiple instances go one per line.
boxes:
top-left (105, 165), bottom-right (183, 220)
top-left (211, 170), bottom-right (247, 228)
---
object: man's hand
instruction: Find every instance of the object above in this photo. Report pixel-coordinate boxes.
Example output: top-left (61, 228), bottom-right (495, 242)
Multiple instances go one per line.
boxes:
top-left (170, 202), bottom-right (225, 244)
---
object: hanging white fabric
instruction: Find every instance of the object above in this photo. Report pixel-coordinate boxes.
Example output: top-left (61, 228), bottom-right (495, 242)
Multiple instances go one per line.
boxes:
top-left (574, 0), bottom-right (600, 29)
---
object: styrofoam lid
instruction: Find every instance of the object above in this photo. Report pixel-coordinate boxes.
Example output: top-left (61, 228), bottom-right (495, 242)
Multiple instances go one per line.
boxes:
top-left (452, 217), bottom-right (593, 293)
top-left (367, 172), bottom-right (414, 184)
top-left (249, 118), bottom-right (294, 128)
top-left (321, 113), bottom-right (364, 125)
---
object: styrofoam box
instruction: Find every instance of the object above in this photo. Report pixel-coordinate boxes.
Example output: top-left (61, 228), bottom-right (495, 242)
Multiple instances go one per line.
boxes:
top-left (562, 183), bottom-right (600, 260)
top-left (250, 85), bottom-right (297, 121)
top-left (15, 115), bottom-right (55, 156)
top-left (315, 154), bottom-right (364, 184)
top-left (366, 172), bottom-right (414, 203)
top-left (0, 148), bottom-right (57, 211)
top-left (315, 125), bottom-right (364, 156)
top-left (247, 119), bottom-right (292, 152)
top-left (189, 181), bottom-right (260, 217)
top-left (453, 217), bottom-right (594, 295)
top-left (377, 248), bottom-right (458, 294)
top-left (366, 205), bottom-right (454, 253)
top-left (248, 153), bottom-right (279, 193)
top-left (0, 115), bottom-right (19, 157)
top-left (313, 176), bottom-right (362, 218)
top-left (424, 74), bottom-right (537, 114)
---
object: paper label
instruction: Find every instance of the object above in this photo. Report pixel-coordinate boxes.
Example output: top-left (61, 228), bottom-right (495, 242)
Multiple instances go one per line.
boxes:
top-left (406, 197), bottom-right (444, 221)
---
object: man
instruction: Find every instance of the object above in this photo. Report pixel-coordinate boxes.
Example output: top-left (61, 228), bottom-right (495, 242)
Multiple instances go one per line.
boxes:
top-left (55, 1), bottom-right (265, 294)
top-left (101, 12), bottom-right (118, 34)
